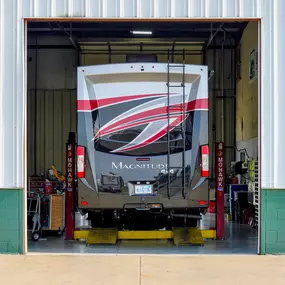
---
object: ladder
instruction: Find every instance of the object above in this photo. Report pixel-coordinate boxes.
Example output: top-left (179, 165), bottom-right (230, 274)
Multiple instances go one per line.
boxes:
top-left (166, 49), bottom-right (186, 199)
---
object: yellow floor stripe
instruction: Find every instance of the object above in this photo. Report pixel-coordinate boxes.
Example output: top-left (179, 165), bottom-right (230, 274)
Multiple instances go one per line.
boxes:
top-left (118, 230), bottom-right (173, 239)
top-left (74, 229), bottom-right (216, 241)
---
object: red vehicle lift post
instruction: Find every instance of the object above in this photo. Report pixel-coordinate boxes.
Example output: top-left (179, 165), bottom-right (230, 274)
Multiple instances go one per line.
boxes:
top-left (65, 132), bottom-right (76, 240)
top-left (216, 142), bottom-right (225, 240)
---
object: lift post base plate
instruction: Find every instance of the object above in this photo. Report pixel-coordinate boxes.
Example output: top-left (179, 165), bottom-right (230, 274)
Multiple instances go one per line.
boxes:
top-left (86, 228), bottom-right (118, 245)
top-left (172, 227), bottom-right (204, 245)
top-left (75, 229), bottom-right (216, 244)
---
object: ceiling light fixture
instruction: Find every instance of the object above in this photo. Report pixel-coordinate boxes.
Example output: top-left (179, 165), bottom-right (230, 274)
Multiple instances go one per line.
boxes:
top-left (131, 30), bottom-right (152, 35)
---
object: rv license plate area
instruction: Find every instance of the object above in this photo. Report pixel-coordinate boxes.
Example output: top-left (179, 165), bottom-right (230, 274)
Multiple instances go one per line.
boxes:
top-left (134, 184), bottom-right (153, 195)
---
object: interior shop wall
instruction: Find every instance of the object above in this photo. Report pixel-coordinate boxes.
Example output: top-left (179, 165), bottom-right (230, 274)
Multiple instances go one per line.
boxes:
top-left (205, 48), bottom-right (236, 177)
top-left (80, 51), bottom-right (202, 65)
top-left (236, 22), bottom-right (258, 160)
top-left (27, 36), bottom-right (77, 176)
top-left (27, 35), bottom-right (236, 178)
top-left (27, 36), bottom-right (204, 176)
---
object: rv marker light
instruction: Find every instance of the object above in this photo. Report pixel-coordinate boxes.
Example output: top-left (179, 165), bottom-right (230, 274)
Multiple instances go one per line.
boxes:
top-left (201, 145), bottom-right (209, 177)
top-left (81, 201), bottom-right (88, 206)
top-left (77, 146), bottom-right (86, 178)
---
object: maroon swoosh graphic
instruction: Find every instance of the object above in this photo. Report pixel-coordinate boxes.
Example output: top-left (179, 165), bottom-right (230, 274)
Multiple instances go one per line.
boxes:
top-left (94, 99), bottom-right (208, 139)
top-left (114, 115), bottom-right (187, 153)
top-left (77, 93), bottom-right (175, 111)
top-left (96, 114), bottom-right (178, 139)
top-left (95, 105), bottom-right (178, 139)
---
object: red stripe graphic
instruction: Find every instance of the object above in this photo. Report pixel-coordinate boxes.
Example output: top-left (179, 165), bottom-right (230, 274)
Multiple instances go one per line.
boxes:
top-left (95, 106), bottom-right (177, 139)
top-left (79, 92), bottom-right (208, 152)
top-left (95, 114), bottom-right (177, 139)
top-left (94, 98), bottom-right (208, 140)
top-left (114, 115), bottom-right (187, 153)
top-left (77, 93), bottom-right (175, 111)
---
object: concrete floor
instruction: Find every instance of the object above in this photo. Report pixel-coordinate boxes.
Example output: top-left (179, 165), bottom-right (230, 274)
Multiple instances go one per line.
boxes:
top-left (28, 222), bottom-right (258, 254)
top-left (1, 255), bottom-right (285, 285)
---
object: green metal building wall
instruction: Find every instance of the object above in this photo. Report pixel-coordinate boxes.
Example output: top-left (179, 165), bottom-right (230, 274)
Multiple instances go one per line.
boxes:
top-left (261, 190), bottom-right (285, 254)
top-left (0, 190), bottom-right (23, 253)
top-left (0, 0), bottom-right (285, 255)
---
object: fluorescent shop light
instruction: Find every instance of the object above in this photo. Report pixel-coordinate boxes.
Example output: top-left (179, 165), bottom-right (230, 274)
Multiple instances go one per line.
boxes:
top-left (131, 31), bottom-right (152, 35)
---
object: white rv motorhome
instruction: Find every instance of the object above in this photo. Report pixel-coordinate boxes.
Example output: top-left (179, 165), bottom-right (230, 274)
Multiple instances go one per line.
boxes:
top-left (76, 63), bottom-right (209, 229)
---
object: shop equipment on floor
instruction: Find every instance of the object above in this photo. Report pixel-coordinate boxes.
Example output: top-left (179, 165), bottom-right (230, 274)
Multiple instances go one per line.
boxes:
top-left (28, 177), bottom-right (66, 240)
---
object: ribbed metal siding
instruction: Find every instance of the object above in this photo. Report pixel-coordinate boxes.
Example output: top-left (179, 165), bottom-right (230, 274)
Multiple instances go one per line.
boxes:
top-left (1, 0), bottom-right (283, 190)
top-left (21, 0), bottom-right (259, 18)
top-left (27, 89), bottom-right (76, 177)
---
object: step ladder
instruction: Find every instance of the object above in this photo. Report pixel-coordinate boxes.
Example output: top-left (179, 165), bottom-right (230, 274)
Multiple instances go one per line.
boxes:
top-left (166, 49), bottom-right (187, 199)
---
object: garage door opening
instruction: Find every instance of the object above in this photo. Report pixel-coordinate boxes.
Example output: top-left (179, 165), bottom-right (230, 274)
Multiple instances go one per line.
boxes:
top-left (26, 20), bottom-right (260, 254)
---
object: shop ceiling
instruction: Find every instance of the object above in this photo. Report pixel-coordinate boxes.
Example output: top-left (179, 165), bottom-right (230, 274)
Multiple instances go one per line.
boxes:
top-left (27, 21), bottom-right (247, 52)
